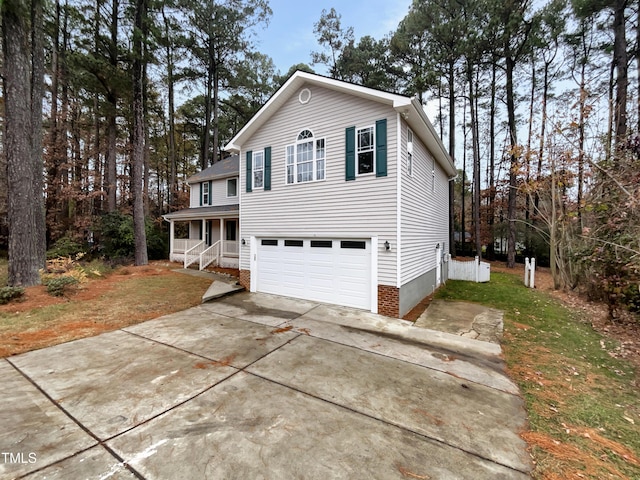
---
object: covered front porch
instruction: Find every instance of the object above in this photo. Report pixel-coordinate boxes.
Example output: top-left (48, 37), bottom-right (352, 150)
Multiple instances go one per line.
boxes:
top-left (163, 206), bottom-right (239, 270)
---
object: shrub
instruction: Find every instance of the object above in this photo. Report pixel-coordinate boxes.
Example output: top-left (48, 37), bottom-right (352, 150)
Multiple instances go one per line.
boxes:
top-left (95, 212), bottom-right (168, 260)
top-left (42, 276), bottom-right (79, 297)
top-left (47, 237), bottom-right (87, 260)
top-left (0, 286), bottom-right (24, 304)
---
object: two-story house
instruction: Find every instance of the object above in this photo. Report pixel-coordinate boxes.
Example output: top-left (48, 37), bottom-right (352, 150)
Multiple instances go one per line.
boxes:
top-left (164, 155), bottom-right (240, 269)
top-left (224, 71), bottom-right (456, 318)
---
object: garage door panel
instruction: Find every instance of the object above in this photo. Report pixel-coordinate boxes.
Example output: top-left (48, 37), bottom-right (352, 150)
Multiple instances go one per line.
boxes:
top-left (257, 238), bottom-right (371, 310)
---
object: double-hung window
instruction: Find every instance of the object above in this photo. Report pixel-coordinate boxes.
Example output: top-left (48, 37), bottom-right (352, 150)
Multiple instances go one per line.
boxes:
top-left (286, 130), bottom-right (325, 184)
top-left (357, 126), bottom-right (374, 175)
top-left (227, 178), bottom-right (237, 197)
top-left (253, 151), bottom-right (264, 189)
top-left (201, 182), bottom-right (210, 205)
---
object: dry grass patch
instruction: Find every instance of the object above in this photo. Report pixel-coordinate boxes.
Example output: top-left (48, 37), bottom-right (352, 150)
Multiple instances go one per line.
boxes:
top-left (0, 263), bottom-right (212, 357)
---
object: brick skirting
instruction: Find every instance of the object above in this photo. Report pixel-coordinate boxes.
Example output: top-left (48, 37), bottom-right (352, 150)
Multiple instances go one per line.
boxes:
top-left (239, 269), bottom-right (251, 290)
top-left (377, 284), bottom-right (399, 318)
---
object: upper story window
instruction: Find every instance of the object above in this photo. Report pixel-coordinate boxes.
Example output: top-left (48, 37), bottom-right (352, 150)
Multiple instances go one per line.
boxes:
top-left (407, 128), bottom-right (414, 177)
top-left (227, 178), bottom-right (237, 197)
top-left (253, 151), bottom-right (264, 189)
top-left (357, 126), bottom-right (374, 175)
top-left (286, 129), bottom-right (325, 184)
top-left (201, 181), bottom-right (210, 205)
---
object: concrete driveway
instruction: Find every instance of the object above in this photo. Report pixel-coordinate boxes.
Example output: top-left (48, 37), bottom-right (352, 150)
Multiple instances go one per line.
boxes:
top-left (1, 292), bottom-right (531, 479)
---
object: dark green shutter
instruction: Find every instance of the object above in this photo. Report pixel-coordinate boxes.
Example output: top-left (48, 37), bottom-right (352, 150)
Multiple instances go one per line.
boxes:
top-left (345, 126), bottom-right (356, 181)
top-left (246, 151), bottom-right (252, 192)
top-left (264, 146), bottom-right (271, 191)
top-left (208, 180), bottom-right (212, 205)
top-left (376, 119), bottom-right (387, 177)
top-left (199, 182), bottom-right (203, 206)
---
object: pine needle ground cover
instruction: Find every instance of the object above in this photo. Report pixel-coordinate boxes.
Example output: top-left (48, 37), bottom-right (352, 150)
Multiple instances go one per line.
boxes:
top-left (437, 273), bottom-right (640, 479)
top-left (0, 261), bottom-right (212, 357)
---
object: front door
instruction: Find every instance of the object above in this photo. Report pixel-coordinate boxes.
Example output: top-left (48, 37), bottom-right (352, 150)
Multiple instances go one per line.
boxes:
top-left (204, 220), bottom-right (212, 246)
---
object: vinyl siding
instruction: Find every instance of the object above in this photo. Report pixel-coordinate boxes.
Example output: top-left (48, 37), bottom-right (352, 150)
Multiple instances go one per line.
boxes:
top-left (212, 177), bottom-right (239, 206)
top-left (188, 178), bottom-right (239, 208)
top-left (239, 85), bottom-right (398, 285)
top-left (400, 121), bottom-right (449, 286)
top-left (190, 183), bottom-right (200, 208)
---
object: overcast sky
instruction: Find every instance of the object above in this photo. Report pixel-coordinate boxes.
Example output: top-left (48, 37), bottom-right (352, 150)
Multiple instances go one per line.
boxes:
top-left (252, 0), bottom-right (413, 76)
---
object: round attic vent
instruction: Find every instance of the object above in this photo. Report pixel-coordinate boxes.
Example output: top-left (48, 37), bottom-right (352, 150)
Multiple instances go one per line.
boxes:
top-left (298, 88), bottom-right (311, 104)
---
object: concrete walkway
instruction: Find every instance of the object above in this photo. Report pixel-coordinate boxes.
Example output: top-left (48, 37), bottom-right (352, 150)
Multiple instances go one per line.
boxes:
top-left (0, 292), bottom-right (531, 479)
top-left (416, 299), bottom-right (505, 344)
top-left (173, 268), bottom-right (245, 302)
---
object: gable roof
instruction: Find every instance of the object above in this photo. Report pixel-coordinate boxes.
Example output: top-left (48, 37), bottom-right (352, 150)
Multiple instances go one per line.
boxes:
top-left (187, 154), bottom-right (239, 184)
top-left (224, 71), bottom-right (456, 177)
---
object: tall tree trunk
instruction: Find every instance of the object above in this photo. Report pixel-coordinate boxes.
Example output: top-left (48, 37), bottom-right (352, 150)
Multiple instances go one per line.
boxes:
top-left (212, 64), bottom-right (220, 164)
top-left (201, 51), bottom-right (213, 170)
top-left (132, 0), bottom-right (148, 266)
top-left (486, 61), bottom-right (497, 260)
top-left (143, 41), bottom-right (150, 216)
top-left (506, 55), bottom-right (518, 268)
top-left (46, 0), bottom-right (61, 243)
top-left (448, 61), bottom-right (456, 257)
top-left (106, 104), bottom-right (117, 211)
top-left (105, 0), bottom-right (119, 212)
top-left (612, 0), bottom-right (628, 147)
top-left (534, 60), bottom-right (550, 235)
top-left (525, 56), bottom-right (536, 255)
top-left (163, 6), bottom-right (177, 209)
top-left (2, 0), bottom-right (47, 286)
top-left (461, 89), bottom-right (467, 255)
top-left (467, 63), bottom-right (481, 259)
top-left (577, 62), bottom-right (586, 224)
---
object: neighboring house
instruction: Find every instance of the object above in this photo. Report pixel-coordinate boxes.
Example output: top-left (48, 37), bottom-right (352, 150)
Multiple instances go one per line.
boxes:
top-left (224, 71), bottom-right (456, 318)
top-left (163, 155), bottom-right (240, 269)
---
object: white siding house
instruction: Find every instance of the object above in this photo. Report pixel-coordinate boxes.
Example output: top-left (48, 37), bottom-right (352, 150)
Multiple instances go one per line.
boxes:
top-left (225, 71), bottom-right (456, 317)
top-left (163, 155), bottom-right (240, 269)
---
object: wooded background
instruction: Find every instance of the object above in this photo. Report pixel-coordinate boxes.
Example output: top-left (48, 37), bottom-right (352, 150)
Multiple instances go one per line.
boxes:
top-left (0, 0), bottom-right (638, 315)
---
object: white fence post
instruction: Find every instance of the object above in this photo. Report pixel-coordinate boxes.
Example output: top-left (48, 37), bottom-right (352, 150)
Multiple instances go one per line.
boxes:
top-left (524, 257), bottom-right (535, 288)
top-left (530, 258), bottom-right (536, 289)
top-left (475, 256), bottom-right (479, 283)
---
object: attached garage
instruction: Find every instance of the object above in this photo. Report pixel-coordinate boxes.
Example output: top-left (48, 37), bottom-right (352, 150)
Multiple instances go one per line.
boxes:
top-left (255, 238), bottom-right (372, 310)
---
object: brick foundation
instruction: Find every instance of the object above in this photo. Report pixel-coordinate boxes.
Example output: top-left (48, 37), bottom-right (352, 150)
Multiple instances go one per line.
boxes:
top-left (239, 269), bottom-right (251, 290)
top-left (377, 284), bottom-right (400, 318)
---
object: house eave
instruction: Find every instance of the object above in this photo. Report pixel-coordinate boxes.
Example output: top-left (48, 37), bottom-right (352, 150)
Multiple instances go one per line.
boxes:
top-left (224, 71), bottom-right (414, 153)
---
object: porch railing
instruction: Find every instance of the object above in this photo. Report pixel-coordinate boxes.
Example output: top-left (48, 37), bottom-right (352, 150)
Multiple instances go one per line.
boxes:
top-left (222, 240), bottom-right (239, 256)
top-left (200, 241), bottom-right (220, 270)
top-left (174, 238), bottom-right (202, 253)
top-left (184, 241), bottom-right (206, 268)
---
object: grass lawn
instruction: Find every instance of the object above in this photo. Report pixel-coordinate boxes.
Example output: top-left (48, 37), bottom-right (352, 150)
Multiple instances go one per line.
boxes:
top-left (436, 273), bottom-right (640, 479)
top-left (0, 260), bottom-right (213, 357)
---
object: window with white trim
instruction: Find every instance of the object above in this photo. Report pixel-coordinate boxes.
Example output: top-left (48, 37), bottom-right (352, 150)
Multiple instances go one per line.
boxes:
top-left (407, 128), bottom-right (414, 177)
top-left (253, 151), bottom-right (264, 189)
top-left (227, 178), bottom-right (237, 197)
top-left (286, 129), bottom-right (325, 184)
top-left (357, 126), bottom-right (375, 175)
top-left (202, 182), bottom-right (210, 204)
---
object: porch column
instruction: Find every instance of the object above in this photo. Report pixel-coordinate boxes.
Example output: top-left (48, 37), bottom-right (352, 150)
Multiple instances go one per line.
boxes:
top-left (169, 220), bottom-right (174, 256)
top-left (202, 219), bottom-right (206, 243)
top-left (220, 218), bottom-right (224, 253)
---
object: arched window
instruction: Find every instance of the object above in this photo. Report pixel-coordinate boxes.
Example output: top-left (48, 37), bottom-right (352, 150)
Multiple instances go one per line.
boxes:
top-left (286, 130), bottom-right (326, 184)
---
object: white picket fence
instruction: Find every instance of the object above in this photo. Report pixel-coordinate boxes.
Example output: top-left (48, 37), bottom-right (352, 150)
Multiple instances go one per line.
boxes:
top-left (448, 256), bottom-right (490, 283)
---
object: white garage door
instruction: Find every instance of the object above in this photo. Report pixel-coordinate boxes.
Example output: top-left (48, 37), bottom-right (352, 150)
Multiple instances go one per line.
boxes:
top-left (257, 238), bottom-right (371, 310)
